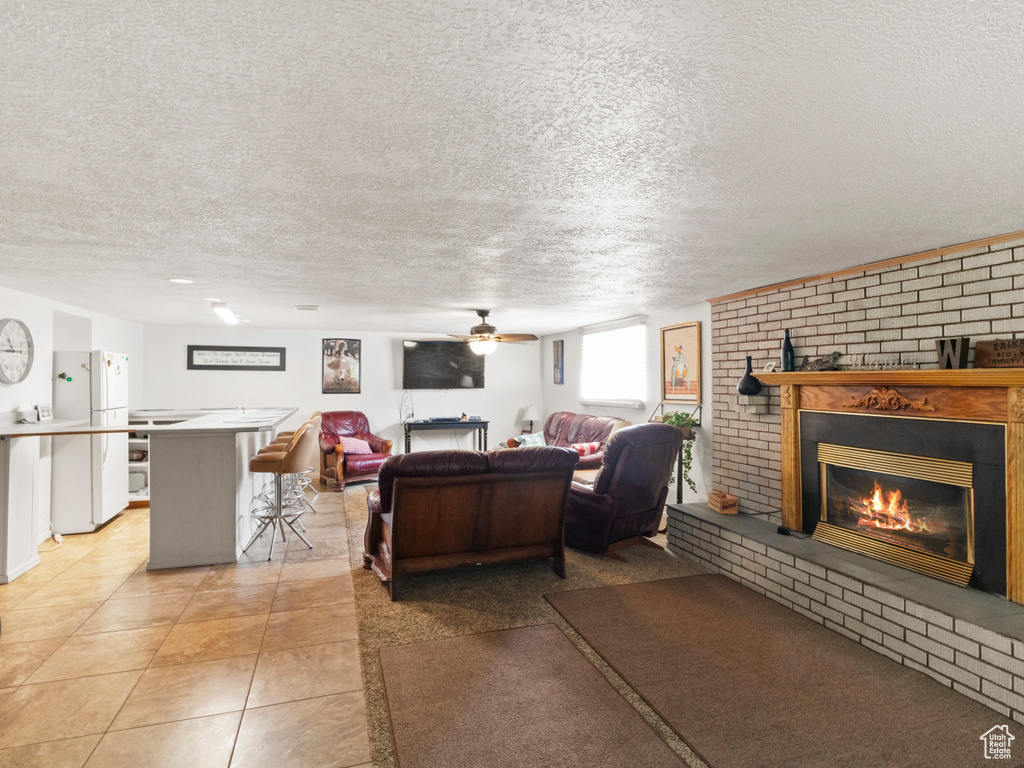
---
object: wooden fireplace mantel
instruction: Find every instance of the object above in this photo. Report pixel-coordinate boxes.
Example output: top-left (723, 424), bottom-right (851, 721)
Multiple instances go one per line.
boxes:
top-left (755, 368), bottom-right (1024, 602)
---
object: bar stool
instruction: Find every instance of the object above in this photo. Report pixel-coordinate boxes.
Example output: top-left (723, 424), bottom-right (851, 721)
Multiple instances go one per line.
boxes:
top-left (258, 413), bottom-right (321, 516)
top-left (244, 422), bottom-right (319, 560)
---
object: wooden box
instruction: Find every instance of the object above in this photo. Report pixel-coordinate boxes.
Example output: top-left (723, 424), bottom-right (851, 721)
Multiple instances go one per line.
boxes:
top-left (708, 491), bottom-right (738, 515)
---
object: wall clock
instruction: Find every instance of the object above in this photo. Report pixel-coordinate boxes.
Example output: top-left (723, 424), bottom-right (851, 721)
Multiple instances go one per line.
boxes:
top-left (0, 318), bottom-right (34, 385)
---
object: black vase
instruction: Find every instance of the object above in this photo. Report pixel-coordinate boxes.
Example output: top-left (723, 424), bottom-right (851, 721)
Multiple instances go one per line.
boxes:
top-left (781, 329), bottom-right (795, 372)
top-left (736, 356), bottom-right (762, 395)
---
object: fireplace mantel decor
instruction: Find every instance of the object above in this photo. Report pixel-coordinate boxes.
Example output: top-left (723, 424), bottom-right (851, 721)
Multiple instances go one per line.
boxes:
top-left (758, 369), bottom-right (1024, 603)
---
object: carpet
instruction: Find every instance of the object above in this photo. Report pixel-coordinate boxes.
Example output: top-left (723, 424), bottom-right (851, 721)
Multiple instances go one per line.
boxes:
top-left (334, 485), bottom-right (708, 768)
top-left (546, 574), bottom-right (1011, 768)
top-left (379, 623), bottom-right (686, 768)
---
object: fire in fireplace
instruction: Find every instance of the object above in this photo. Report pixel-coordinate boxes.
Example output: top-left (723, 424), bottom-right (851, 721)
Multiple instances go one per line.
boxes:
top-left (813, 444), bottom-right (974, 586)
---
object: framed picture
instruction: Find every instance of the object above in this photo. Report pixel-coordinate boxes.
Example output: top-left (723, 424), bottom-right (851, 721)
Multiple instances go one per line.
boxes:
top-left (323, 338), bottom-right (361, 394)
top-left (660, 321), bottom-right (700, 404)
top-left (553, 340), bottom-right (564, 385)
top-left (187, 345), bottom-right (286, 371)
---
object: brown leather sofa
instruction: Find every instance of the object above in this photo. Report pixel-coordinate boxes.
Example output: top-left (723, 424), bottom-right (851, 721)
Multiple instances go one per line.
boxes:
top-left (506, 411), bottom-right (629, 469)
top-left (319, 411), bottom-right (393, 491)
top-left (564, 423), bottom-right (683, 559)
top-left (363, 446), bottom-right (579, 600)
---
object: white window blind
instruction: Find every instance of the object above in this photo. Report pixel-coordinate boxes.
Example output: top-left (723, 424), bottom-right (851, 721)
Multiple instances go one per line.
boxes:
top-left (578, 320), bottom-right (646, 409)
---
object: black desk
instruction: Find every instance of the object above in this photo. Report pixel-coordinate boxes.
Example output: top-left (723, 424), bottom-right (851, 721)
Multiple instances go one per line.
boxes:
top-left (404, 420), bottom-right (488, 452)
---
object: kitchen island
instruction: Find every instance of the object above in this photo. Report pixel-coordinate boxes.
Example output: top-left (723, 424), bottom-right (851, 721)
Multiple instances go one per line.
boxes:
top-left (0, 407), bottom-right (298, 582)
top-left (131, 408), bottom-right (297, 570)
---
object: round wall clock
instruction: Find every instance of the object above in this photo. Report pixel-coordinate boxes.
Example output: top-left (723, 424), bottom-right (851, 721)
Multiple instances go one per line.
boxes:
top-left (0, 318), bottom-right (34, 385)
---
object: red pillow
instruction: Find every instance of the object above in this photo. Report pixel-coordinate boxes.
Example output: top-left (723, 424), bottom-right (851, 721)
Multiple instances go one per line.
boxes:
top-left (570, 442), bottom-right (600, 457)
top-left (339, 436), bottom-right (372, 454)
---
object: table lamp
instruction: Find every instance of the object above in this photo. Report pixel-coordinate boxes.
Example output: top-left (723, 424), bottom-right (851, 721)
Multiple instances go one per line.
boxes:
top-left (522, 404), bottom-right (541, 432)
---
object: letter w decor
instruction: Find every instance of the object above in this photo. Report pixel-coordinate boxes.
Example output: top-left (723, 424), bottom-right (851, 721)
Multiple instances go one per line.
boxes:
top-left (936, 337), bottom-right (970, 369)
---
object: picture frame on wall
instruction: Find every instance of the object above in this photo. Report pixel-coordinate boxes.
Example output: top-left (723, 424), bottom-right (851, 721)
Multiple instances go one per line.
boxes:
top-left (661, 321), bottom-right (700, 404)
top-left (553, 339), bottom-right (564, 385)
top-left (323, 338), bottom-right (361, 394)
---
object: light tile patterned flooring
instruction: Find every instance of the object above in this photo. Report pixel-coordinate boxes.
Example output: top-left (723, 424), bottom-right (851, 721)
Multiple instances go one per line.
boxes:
top-left (0, 497), bottom-right (370, 768)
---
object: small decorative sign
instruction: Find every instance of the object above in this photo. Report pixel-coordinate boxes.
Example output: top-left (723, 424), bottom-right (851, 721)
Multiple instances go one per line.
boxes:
top-left (974, 339), bottom-right (1024, 369)
top-left (936, 337), bottom-right (970, 369)
top-left (187, 345), bottom-right (286, 371)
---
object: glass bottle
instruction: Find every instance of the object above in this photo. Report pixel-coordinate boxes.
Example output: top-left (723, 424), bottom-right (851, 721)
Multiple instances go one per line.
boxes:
top-left (781, 329), bottom-right (795, 372)
top-left (736, 356), bottom-right (762, 395)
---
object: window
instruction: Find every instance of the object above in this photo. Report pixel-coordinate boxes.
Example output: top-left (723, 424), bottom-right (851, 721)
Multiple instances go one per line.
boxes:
top-left (579, 319), bottom-right (646, 409)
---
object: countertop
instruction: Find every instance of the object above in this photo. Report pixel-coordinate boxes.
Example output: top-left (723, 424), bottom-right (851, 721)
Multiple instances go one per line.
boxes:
top-left (0, 408), bottom-right (297, 438)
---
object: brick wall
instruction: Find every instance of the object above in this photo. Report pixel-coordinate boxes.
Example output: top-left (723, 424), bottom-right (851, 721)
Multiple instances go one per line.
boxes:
top-left (711, 238), bottom-right (1024, 519)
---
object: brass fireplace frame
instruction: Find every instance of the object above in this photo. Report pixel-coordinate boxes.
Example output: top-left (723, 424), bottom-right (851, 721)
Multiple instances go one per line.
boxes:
top-left (814, 444), bottom-right (975, 586)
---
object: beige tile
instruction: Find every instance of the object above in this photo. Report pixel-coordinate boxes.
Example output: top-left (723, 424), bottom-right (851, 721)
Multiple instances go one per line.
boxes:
top-left (283, 537), bottom-right (348, 563)
top-left (0, 584), bottom-right (39, 614)
top-left (271, 575), bottom-right (353, 613)
top-left (0, 602), bottom-right (101, 644)
top-left (111, 655), bottom-right (256, 731)
top-left (74, 594), bottom-right (189, 635)
top-left (197, 562), bottom-right (283, 592)
top-left (110, 568), bottom-right (208, 600)
top-left (151, 614), bottom-right (268, 667)
top-left (231, 692), bottom-right (370, 768)
top-left (278, 558), bottom-right (349, 583)
top-left (15, 575), bottom-right (130, 610)
top-left (178, 584), bottom-right (276, 624)
top-left (26, 626), bottom-right (170, 684)
top-left (298, 511), bottom-right (348, 531)
top-left (0, 688), bottom-right (14, 706)
top-left (53, 559), bottom-right (144, 582)
top-left (261, 603), bottom-right (357, 652)
top-left (85, 713), bottom-right (239, 768)
top-left (0, 638), bottom-right (64, 687)
top-left (0, 734), bottom-right (102, 768)
top-left (247, 640), bottom-right (361, 708)
top-left (0, 671), bottom-right (141, 748)
top-left (11, 562), bottom-right (73, 586)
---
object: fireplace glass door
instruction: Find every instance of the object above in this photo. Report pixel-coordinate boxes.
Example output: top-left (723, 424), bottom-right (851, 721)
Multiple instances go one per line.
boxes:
top-left (815, 444), bottom-right (974, 585)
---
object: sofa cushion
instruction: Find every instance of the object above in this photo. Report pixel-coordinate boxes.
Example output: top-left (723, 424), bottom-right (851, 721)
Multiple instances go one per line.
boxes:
top-left (377, 450), bottom-right (490, 512)
top-left (346, 453), bottom-right (390, 474)
top-left (517, 431), bottom-right (546, 447)
top-left (487, 445), bottom-right (578, 473)
top-left (544, 411), bottom-right (623, 448)
top-left (570, 442), bottom-right (600, 457)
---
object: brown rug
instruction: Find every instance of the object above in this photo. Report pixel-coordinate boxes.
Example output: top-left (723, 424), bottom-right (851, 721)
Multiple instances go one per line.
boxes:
top-left (379, 623), bottom-right (686, 768)
top-left (546, 574), bottom-right (1010, 768)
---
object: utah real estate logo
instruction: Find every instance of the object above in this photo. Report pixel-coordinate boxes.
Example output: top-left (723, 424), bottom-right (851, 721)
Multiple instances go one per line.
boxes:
top-left (980, 725), bottom-right (1015, 760)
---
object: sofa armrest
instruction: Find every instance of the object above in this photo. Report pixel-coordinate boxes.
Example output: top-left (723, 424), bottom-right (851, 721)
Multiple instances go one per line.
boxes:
top-left (364, 434), bottom-right (393, 455)
top-left (576, 451), bottom-right (604, 470)
top-left (364, 489), bottom-right (384, 566)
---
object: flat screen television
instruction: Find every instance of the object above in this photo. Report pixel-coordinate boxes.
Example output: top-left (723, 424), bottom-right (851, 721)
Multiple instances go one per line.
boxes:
top-left (402, 341), bottom-right (485, 389)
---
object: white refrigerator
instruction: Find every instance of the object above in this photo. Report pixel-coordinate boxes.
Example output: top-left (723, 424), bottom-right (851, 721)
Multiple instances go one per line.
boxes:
top-left (51, 351), bottom-right (130, 534)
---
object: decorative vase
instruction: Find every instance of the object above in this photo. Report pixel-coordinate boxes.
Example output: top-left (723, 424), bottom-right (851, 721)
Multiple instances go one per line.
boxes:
top-left (736, 356), bottom-right (762, 395)
top-left (781, 329), bottom-right (795, 372)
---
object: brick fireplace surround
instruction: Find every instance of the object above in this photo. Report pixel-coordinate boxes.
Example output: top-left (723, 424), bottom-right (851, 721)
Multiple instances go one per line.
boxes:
top-left (670, 231), bottom-right (1024, 722)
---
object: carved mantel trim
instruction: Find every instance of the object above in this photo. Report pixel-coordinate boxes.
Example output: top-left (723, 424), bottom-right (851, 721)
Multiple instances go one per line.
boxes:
top-left (841, 387), bottom-right (935, 413)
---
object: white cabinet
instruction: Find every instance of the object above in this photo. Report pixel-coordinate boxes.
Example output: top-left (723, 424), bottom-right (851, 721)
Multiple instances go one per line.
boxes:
top-left (127, 429), bottom-right (150, 503)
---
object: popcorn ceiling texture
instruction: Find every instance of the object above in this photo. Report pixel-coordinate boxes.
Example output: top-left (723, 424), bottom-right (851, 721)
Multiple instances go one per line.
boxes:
top-left (2, 2), bottom-right (1024, 330)
top-left (711, 240), bottom-right (1024, 518)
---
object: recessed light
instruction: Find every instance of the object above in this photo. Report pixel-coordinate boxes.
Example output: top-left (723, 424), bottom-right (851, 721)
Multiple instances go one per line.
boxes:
top-left (202, 296), bottom-right (220, 302)
top-left (241, 319), bottom-right (253, 323)
top-left (294, 305), bottom-right (319, 311)
top-left (168, 277), bottom-right (194, 284)
top-left (211, 302), bottom-right (239, 325)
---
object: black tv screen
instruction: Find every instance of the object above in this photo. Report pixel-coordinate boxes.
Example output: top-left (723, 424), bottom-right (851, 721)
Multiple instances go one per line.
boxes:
top-left (403, 341), bottom-right (485, 389)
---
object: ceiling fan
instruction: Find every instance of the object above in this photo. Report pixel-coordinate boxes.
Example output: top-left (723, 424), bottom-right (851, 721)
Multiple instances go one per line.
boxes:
top-left (426, 309), bottom-right (539, 355)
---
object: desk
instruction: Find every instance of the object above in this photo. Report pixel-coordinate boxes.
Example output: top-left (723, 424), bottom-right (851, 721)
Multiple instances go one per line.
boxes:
top-left (404, 420), bottom-right (488, 452)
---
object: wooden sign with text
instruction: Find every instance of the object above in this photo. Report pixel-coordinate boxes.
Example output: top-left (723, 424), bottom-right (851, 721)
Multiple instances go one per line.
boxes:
top-left (974, 339), bottom-right (1024, 369)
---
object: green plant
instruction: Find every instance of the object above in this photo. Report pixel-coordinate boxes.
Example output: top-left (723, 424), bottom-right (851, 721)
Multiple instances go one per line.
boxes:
top-left (662, 411), bottom-right (697, 494)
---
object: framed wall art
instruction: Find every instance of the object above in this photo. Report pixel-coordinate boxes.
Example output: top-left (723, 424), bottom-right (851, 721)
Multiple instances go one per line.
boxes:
top-left (553, 339), bottom-right (564, 385)
top-left (187, 345), bottom-right (286, 371)
top-left (323, 338), bottom-right (361, 394)
top-left (660, 321), bottom-right (700, 404)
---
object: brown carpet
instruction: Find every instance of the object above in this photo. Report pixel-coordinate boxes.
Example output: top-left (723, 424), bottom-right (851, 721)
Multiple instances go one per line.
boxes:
top-left (546, 574), bottom-right (1010, 768)
top-left (379, 623), bottom-right (686, 768)
top-left (334, 485), bottom-right (709, 768)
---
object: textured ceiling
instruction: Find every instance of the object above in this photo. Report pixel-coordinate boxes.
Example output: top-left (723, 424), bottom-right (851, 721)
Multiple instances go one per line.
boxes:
top-left (2, 1), bottom-right (1023, 334)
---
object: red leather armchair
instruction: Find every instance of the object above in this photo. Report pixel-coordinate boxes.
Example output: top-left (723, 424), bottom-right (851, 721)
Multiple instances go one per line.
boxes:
top-left (564, 423), bottom-right (684, 559)
top-left (319, 411), bottom-right (393, 491)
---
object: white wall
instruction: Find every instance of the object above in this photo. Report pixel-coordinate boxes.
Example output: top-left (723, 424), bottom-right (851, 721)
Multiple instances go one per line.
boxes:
top-left (141, 325), bottom-right (544, 453)
top-left (540, 301), bottom-right (713, 501)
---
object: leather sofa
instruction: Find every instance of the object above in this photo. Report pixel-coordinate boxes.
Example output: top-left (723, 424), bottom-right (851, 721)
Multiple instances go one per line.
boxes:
top-left (564, 423), bottom-right (683, 559)
top-left (319, 411), bottom-right (393, 491)
top-left (363, 446), bottom-right (579, 600)
top-left (506, 411), bottom-right (630, 469)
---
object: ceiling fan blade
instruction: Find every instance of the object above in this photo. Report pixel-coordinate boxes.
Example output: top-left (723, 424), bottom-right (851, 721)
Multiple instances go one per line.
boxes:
top-left (446, 334), bottom-right (473, 341)
top-left (494, 333), bottom-right (539, 343)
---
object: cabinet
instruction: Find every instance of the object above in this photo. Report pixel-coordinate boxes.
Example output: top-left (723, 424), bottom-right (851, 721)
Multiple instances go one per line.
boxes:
top-left (128, 426), bottom-right (150, 504)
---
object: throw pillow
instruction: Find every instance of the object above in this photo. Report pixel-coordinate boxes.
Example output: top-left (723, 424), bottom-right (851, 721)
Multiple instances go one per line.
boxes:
top-left (339, 436), bottom-right (372, 455)
top-left (570, 442), bottom-right (600, 457)
top-left (518, 431), bottom-right (546, 447)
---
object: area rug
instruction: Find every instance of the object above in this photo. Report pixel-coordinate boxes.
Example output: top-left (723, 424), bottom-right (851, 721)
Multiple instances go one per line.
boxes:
top-left (546, 574), bottom-right (1009, 768)
top-left (379, 623), bottom-right (685, 768)
top-left (333, 485), bottom-right (709, 768)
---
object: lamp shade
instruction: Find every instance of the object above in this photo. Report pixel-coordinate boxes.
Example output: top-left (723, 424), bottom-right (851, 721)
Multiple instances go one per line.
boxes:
top-left (468, 339), bottom-right (497, 355)
top-left (522, 404), bottom-right (541, 423)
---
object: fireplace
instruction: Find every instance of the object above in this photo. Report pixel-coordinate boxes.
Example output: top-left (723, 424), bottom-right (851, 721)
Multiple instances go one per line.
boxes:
top-left (813, 444), bottom-right (974, 586)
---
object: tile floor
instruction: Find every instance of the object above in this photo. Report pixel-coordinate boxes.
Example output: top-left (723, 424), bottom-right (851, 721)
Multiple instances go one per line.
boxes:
top-left (0, 495), bottom-right (371, 768)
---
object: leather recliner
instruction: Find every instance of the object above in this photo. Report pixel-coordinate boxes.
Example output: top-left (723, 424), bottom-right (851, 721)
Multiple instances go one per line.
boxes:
top-left (508, 411), bottom-right (629, 469)
top-left (564, 423), bottom-right (684, 559)
top-left (319, 411), bottom-right (393, 491)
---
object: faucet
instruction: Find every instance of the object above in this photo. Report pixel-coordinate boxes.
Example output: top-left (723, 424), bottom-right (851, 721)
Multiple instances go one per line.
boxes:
top-left (235, 405), bottom-right (246, 414)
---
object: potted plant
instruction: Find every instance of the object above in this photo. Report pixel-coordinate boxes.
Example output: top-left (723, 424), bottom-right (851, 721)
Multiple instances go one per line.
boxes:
top-left (661, 411), bottom-right (697, 493)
